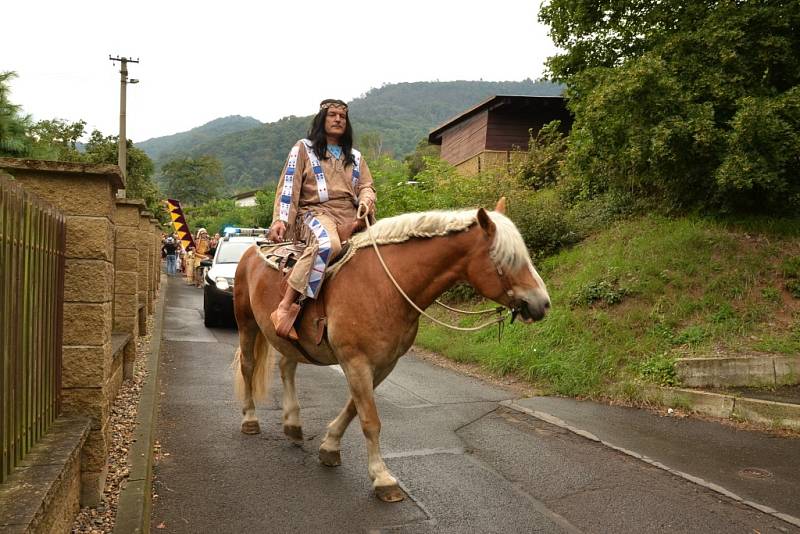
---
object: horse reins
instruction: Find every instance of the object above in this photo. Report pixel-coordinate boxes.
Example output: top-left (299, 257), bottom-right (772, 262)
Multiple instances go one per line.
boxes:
top-left (356, 204), bottom-right (516, 333)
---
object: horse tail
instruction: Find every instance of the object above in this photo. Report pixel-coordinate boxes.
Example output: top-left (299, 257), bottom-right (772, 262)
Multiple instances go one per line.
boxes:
top-left (232, 331), bottom-right (275, 403)
top-left (251, 332), bottom-right (275, 402)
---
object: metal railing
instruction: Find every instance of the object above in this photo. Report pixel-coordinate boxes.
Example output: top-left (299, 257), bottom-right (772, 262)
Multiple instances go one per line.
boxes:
top-left (0, 174), bottom-right (65, 483)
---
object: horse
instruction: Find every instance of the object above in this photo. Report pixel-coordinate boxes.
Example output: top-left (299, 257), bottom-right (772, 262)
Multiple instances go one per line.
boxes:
top-left (232, 198), bottom-right (550, 502)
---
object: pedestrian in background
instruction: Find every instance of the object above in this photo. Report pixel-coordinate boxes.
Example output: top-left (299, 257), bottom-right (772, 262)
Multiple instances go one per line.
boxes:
top-left (162, 233), bottom-right (179, 276)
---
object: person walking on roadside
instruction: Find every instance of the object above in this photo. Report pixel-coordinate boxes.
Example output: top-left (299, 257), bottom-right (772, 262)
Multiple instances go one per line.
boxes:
top-left (267, 98), bottom-right (376, 339)
top-left (208, 232), bottom-right (220, 258)
top-left (193, 228), bottom-right (211, 287)
top-left (162, 233), bottom-right (179, 276)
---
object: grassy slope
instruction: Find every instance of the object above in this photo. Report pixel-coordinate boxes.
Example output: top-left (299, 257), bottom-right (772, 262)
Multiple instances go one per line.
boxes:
top-left (415, 215), bottom-right (800, 398)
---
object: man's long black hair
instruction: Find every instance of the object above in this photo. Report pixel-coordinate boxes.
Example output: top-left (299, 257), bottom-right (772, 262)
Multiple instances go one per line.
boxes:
top-left (307, 99), bottom-right (356, 167)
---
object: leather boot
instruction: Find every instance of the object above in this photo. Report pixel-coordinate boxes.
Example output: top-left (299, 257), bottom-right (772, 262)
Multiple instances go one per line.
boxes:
top-left (271, 288), bottom-right (301, 340)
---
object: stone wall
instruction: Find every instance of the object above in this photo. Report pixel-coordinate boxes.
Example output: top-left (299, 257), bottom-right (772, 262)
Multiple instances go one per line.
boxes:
top-left (138, 212), bottom-right (154, 330)
top-left (0, 158), bottom-right (161, 510)
top-left (114, 199), bottom-right (145, 379)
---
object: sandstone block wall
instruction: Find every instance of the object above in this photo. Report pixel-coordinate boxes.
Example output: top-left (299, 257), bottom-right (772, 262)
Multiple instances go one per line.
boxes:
top-left (0, 159), bottom-right (163, 523)
top-left (0, 160), bottom-right (120, 506)
top-left (138, 213), bottom-right (153, 323)
top-left (114, 200), bottom-right (145, 379)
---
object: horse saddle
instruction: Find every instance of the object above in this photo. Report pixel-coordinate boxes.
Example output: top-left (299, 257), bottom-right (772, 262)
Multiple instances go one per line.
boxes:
top-left (258, 241), bottom-right (346, 348)
top-left (259, 237), bottom-right (352, 275)
top-left (260, 242), bottom-right (306, 273)
top-left (258, 218), bottom-right (364, 347)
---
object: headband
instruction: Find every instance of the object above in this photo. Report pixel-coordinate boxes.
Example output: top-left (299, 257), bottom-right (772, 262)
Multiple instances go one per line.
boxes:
top-left (320, 102), bottom-right (348, 112)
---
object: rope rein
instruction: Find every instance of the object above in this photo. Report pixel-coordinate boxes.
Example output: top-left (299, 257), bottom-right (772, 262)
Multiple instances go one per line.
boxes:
top-left (357, 204), bottom-right (508, 332)
top-left (434, 300), bottom-right (505, 315)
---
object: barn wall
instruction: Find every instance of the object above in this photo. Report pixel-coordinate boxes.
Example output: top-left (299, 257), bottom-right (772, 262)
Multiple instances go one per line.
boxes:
top-left (485, 106), bottom-right (573, 152)
top-left (440, 110), bottom-right (488, 166)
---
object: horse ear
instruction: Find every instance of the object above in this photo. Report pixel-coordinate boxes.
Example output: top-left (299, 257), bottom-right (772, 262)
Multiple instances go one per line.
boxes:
top-left (494, 197), bottom-right (507, 214)
top-left (477, 208), bottom-right (496, 238)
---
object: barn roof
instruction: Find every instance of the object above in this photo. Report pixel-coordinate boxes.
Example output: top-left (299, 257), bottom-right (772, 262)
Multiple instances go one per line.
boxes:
top-left (230, 189), bottom-right (261, 200)
top-left (428, 95), bottom-right (568, 145)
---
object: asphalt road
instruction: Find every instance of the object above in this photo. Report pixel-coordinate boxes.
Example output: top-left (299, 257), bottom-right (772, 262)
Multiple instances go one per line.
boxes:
top-left (151, 276), bottom-right (797, 533)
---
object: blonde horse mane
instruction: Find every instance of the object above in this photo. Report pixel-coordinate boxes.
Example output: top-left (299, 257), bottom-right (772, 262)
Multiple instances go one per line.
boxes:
top-left (327, 208), bottom-right (532, 277)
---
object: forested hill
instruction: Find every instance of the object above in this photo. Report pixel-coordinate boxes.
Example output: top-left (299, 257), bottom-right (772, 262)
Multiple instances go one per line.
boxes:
top-left (136, 115), bottom-right (262, 162)
top-left (136, 80), bottom-right (563, 192)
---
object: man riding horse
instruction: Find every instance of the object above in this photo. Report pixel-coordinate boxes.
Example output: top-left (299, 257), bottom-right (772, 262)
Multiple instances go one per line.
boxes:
top-left (268, 99), bottom-right (376, 340)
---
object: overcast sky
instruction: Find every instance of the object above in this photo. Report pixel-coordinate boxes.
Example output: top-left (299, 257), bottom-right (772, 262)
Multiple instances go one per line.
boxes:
top-left (3, 0), bottom-right (559, 142)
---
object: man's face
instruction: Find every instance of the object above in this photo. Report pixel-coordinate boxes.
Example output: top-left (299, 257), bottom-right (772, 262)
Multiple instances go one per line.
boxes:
top-left (324, 106), bottom-right (347, 139)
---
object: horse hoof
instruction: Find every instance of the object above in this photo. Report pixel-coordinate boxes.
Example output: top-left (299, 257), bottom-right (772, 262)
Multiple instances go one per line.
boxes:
top-left (375, 484), bottom-right (405, 503)
top-left (319, 448), bottom-right (341, 467)
top-left (283, 424), bottom-right (303, 443)
top-left (241, 420), bottom-right (260, 435)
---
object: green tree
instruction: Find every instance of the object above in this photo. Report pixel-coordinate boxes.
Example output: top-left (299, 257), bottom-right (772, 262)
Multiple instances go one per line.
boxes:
top-left (184, 196), bottom-right (272, 235)
top-left (0, 71), bottom-right (34, 157)
top-left (358, 131), bottom-right (387, 161)
top-left (402, 138), bottom-right (440, 178)
top-left (254, 190), bottom-right (274, 226)
top-left (512, 121), bottom-right (568, 190)
top-left (29, 118), bottom-right (86, 161)
top-left (84, 130), bottom-right (163, 216)
top-left (540, 0), bottom-right (800, 212)
top-left (161, 155), bottom-right (224, 205)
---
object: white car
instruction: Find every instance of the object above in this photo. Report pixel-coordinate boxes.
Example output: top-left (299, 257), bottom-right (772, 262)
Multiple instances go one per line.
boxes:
top-left (202, 229), bottom-right (268, 327)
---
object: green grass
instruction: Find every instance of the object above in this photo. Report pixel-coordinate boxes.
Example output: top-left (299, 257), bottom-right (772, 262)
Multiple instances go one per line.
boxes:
top-left (415, 215), bottom-right (800, 399)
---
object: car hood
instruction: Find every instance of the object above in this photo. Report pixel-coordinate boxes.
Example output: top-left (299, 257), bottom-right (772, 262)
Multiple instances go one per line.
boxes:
top-left (208, 263), bottom-right (238, 280)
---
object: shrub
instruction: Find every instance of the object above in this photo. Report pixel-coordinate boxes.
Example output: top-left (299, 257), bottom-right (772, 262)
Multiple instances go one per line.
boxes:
top-left (715, 88), bottom-right (800, 213)
top-left (637, 354), bottom-right (677, 387)
top-left (782, 256), bottom-right (800, 298)
top-left (508, 189), bottom-right (581, 259)
top-left (512, 121), bottom-right (568, 190)
top-left (570, 276), bottom-right (630, 307)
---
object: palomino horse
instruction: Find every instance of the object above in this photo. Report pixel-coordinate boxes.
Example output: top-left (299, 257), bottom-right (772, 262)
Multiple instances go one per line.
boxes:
top-left (232, 199), bottom-right (550, 502)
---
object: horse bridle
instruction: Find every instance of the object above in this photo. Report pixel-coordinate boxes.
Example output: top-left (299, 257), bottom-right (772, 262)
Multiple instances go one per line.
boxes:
top-left (493, 264), bottom-right (525, 324)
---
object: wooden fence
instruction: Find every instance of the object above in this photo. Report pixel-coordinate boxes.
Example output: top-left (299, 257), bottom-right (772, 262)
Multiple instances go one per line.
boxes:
top-left (0, 174), bottom-right (66, 483)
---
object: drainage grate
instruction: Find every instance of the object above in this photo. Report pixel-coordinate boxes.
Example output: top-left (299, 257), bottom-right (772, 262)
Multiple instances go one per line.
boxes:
top-left (738, 467), bottom-right (773, 479)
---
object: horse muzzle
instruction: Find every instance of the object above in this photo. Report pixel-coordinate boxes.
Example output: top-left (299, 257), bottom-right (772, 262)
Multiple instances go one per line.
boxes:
top-left (511, 297), bottom-right (550, 324)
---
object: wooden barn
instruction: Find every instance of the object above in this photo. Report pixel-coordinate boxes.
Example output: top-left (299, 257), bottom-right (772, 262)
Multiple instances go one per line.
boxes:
top-left (428, 95), bottom-right (572, 174)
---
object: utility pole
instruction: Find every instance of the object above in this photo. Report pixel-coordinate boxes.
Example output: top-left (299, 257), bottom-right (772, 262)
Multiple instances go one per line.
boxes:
top-left (109, 55), bottom-right (139, 191)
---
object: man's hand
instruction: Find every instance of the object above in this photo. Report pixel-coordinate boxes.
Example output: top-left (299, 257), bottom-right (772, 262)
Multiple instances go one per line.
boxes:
top-left (269, 220), bottom-right (286, 242)
top-left (359, 197), bottom-right (375, 217)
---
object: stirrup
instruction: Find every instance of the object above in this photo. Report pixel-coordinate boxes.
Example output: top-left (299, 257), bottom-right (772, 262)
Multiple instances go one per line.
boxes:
top-left (271, 304), bottom-right (301, 341)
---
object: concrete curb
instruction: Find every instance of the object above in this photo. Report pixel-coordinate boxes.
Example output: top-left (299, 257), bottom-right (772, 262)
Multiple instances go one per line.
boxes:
top-left (500, 399), bottom-right (800, 529)
top-left (651, 386), bottom-right (800, 430)
top-left (114, 275), bottom-right (166, 534)
top-left (676, 356), bottom-right (800, 388)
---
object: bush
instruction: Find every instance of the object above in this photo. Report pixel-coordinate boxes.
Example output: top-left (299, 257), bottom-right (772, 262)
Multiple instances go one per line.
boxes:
top-left (371, 152), bottom-right (593, 262)
top-left (512, 121), bottom-right (568, 190)
top-left (637, 354), bottom-right (677, 387)
top-left (508, 189), bottom-right (582, 259)
top-left (715, 88), bottom-right (800, 212)
top-left (570, 276), bottom-right (630, 307)
top-left (782, 256), bottom-right (800, 298)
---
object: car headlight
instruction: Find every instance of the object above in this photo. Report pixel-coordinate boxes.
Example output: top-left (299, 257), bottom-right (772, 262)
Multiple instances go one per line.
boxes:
top-left (215, 277), bottom-right (232, 290)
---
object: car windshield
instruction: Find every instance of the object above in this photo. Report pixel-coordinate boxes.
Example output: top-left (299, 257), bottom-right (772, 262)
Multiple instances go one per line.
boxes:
top-left (216, 242), bottom-right (256, 264)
